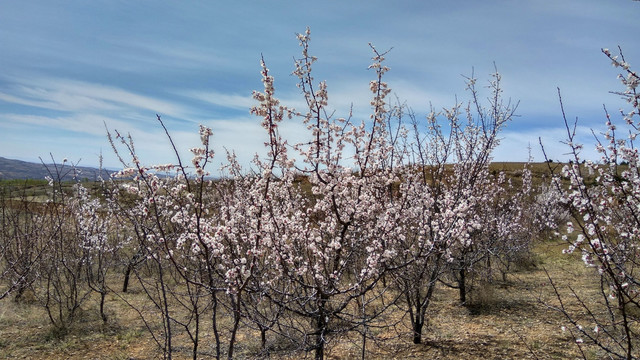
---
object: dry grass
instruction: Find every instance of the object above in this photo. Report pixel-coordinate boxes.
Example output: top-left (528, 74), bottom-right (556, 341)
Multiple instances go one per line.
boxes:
top-left (321, 241), bottom-right (602, 360)
top-left (0, 239), bottom-right (610, 359)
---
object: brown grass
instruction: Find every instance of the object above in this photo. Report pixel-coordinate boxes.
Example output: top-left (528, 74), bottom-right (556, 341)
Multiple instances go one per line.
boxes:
top-left (317, 241), bottom-right (603, 360)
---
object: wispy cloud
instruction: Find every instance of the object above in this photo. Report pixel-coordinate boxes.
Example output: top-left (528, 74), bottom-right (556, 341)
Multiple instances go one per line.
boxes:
top-left (182, 90), bottom-right (256, 111)
top-left (1, 113), bottom-right (138, 137)
top-left (496, 124), bottom-right (604, 163)
top-left (0, 76), bottom-right (187, 117)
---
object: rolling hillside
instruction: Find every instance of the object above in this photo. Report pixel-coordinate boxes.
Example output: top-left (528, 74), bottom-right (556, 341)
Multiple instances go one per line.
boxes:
top-left (0, 157), bottom-right (110, 181)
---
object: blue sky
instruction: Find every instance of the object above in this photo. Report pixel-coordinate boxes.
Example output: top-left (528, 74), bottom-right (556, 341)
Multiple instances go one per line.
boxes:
top-left (1, 1), bottom-right (639, 171)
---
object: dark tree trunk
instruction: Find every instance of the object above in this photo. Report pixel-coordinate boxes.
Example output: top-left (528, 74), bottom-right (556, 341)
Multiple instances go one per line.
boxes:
top-left (459, 268), bottom-right (466, 304)
top-left (99, 291), bottom-right (108, 323)
top-left (412, 318), bottom-right (424, 344)
top-left (315, 293), bottom-right (329, 360)
top-left (315, 319), bottom-right (326, 360)
top-left (227, 294), bottom-right (241, 360)
top-left (260, 327), bottom-right (267, 352)
top-left (122, 264), bottom-right (132, 292)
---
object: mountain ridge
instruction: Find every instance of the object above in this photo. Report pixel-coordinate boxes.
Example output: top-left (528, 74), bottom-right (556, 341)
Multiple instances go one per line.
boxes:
top-left (0, 156), bottom-right (110, 181)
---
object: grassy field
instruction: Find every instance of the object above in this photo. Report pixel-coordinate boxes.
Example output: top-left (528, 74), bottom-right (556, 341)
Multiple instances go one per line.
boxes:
top-left (0, 239), bottom-right (604, 359)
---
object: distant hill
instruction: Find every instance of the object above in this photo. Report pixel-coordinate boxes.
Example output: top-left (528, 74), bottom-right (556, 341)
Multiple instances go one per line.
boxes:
top-left (0, 157), bottom-right (111, 181)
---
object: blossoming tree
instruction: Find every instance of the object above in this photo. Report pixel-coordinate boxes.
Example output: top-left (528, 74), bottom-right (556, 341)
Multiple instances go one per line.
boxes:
top-left (545, 47), bottom-right (639, 359)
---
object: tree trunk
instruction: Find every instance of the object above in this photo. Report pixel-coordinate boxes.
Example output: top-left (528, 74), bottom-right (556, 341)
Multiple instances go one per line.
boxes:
top-left (122, 264), bottom-right (132, 292)
top-left (315, 314), bottom-right (326, 360)
top-left (412, 317), bottom-right (424, 344)
top-left (260, 327), bottom-right (267, 353)
top-left (99, 291), bottom-right (107, 323)
top-left (459, 268), bottom-right (466, 304)
top-left (227, 294), bottom-right (241, 360)
top-left (315, 293), bottom-right (328, 360)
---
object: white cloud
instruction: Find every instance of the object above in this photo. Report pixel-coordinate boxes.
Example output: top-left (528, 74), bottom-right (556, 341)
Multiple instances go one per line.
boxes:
top-left (182, 90), bottom-right (255, 110)
top-left (496, 124), bottom-right (605, 163)
top-left (0, 76), bottom-right (187, 117)
top-left (1, 113), bottom-right (122, 136)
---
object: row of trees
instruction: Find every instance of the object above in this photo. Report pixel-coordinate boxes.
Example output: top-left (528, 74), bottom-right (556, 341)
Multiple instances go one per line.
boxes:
top-left (2, 28), bottom-right (635, 359)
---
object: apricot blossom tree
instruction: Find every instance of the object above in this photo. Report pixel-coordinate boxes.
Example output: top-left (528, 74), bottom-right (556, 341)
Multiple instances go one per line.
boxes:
top-left (545, 47), bottom-right (639, 359)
